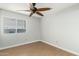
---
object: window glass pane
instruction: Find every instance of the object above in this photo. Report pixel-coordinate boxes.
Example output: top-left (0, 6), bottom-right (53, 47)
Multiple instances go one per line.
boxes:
top-left (17, 20), bottom-right (26, 29)
top-left (4, 29), bottom-right (16, 33)
top-left (3, 17), bottom-right (16, 29)
top-left (17, 29), bottom-right (26, 33)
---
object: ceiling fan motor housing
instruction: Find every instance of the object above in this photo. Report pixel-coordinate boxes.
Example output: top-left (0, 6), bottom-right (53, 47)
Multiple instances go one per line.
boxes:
top-left (30, 7), bottom-right (37, 13)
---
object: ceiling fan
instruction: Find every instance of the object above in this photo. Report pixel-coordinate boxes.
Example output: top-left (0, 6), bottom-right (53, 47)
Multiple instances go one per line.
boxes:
top-left (18, 3), bottom-right (51, 17)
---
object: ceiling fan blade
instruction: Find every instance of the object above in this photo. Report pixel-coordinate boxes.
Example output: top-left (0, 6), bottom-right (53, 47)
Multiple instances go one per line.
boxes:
top-left (29, 12), bottom-right (34, 17)
top-left (37, 8), bottom-right (51, 11)
top-left (17, 10), bottom-right (31, 12)
top-left (36, 12), bottom-right (44, 16)
top-left (25, 10), bottom-right (31, 12)
top-left (32, 3), bottom-right (36, 7)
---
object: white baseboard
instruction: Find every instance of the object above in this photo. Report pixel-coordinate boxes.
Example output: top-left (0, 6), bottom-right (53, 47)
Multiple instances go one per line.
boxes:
top-left (0, 40), bottom-right (40, 50)
top-left (42, 40), bottom-right (79, 56)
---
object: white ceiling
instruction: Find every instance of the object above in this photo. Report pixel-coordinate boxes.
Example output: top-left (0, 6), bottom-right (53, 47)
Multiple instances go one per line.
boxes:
top-left (0, 3), bottom-right (77, 17)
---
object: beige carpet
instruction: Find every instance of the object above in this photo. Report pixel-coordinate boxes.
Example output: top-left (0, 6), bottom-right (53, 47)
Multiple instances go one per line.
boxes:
top-left (0, 41), bottom-right (76, 56)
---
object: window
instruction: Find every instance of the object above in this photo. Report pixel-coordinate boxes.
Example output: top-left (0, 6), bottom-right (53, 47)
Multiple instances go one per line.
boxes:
top-left (17, 20), bottom-right (26, 33)
top-left (3, 17), bottom-right (26, 33)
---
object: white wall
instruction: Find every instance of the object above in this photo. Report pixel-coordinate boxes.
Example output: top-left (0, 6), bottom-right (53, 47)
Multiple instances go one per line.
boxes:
top-left (0, 9), bottom-right (41, 49)
top-left (0, 10), bottom-right (2, 48)
top-left (41, 4), bottom-right (79, 53)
